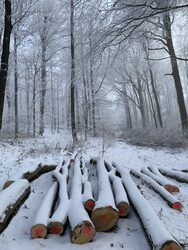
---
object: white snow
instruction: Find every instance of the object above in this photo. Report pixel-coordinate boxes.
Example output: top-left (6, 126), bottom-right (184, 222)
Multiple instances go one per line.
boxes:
top-left (0, 134), bottom-right (188, 249)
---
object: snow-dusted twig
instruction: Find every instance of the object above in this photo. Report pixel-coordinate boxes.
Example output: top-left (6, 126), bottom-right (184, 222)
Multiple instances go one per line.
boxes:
top-left (130, 169), bottom-right (182, 210)
top-left (114, 163), bottom-right (181, 250)
top-left (48, 165), bottom-right (70, 235)
top-left (30, 182), bottom-right (58, 239)
top-left (141, 167), bottom-right (180, 193)
top-left (3, 161), bottom-right (57, 189)
top-left (68, 159), bottom-right (96, 244)
top-left (91, 157), bottom-right (119, 232)
top-left (159, 168), bottom-right (188, 183)
top-left (81, 160), bottom-right (95, 212)
top-left (0, 179), bottom-right (31, 233)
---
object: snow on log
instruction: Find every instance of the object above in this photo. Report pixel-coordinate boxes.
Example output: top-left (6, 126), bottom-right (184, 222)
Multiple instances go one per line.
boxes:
top-left (30, 182), bottom-right (58, 239)
top-left (158, 168), bottom-right (188, 183)
top-left (108, 171), bottom-right (130, 217)
top-left (48, 165), bottom-right (70, 235)
top-left (0, 179), bottom-right (31, 233)
top-left (81, 160), bottom-right (95, 212)
top-left (114, 163), bottom-right (181, 250)
top-left (141, 167), bottom-right (180, 193)
top-left (3, 161), bottom-right (57, 189)
top-left (91, 158), bottom-right (119, 232)
top-left (130, 169), bottom-right (182, 210)
top-left (68, 159), bottom-right (95, 244)
top-left (104, 160), bottom-right (129, 217)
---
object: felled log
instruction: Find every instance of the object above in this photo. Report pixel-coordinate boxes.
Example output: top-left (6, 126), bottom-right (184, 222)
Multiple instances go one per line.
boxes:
top-left (68, 159), bottom-right (95, 244)
top-left (114, 163), bottom-right (181, 250)
top-left (70, 151), bottom-right (78, 163)
top-left (108, 171), bottom-right (130, 217)
top-left (0, 179), bottom-right (31, 233)
top-left (30, 182), bottom-right (58, 239)
top-left (3, 161), bottom-right (57, 189)
top-left (141, 167), bottom-right (180, 193)
top-left (159, 168), bottom-right (188, 183)
top-left (91, 158), bottom-right (119, 232)
top-left (81, 160), bottom-right (95, 212)
top-left (104, 160), bottom-right (130, 217)
top-left (48, 165), bottom-right (70, 235)
top-left (130, 169), bottom-right (182, 210)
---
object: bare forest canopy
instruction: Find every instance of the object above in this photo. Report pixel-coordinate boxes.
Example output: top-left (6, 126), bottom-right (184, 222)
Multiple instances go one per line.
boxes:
top-left (0, 0), bottom-right (188, 145)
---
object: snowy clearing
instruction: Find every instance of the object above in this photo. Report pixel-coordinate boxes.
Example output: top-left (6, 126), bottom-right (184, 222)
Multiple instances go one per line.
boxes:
top-left (0, 133), bottom-right (188, 250)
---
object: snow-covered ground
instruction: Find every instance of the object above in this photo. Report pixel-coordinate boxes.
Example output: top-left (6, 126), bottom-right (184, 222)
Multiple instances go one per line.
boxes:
top-left (0, 132), bottom-right (188, 250)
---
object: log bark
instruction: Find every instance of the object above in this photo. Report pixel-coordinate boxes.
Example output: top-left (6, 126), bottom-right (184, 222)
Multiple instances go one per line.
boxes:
top-left (30, 182), bottom-right (58, 239)
top-left (113, 163), bottom-right (181, 250)
top-left (105, 160), bottom-right (130, 217)
top-left (3, 162), bottom-right (57, 189)
top-left (108, 171), bottom-right (130, 217)
top-left (149, 167), bottom-right (180, 192)
top-left (91, 158), bottom-right (119, 232)
top-left (48, 166), bottom-right (70, 235)
top-left (141, 167), bottom-right (179, 193)
top-left (68, 159), bottom-right (95, 244)
top-left (159, 168), bottom-right (188, 183)
top-left (130, 169), bottom-right (182, 210)
top-left (0, 179), bottom-right (31, 233)
top-left (81, 160), bottom-right (95, 211)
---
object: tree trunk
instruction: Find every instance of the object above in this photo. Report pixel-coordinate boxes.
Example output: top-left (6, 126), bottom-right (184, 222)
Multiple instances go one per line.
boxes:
top-left (163, 11), bottom-right (188, 134)
top-left (14, 32), bottom-right (19, 138)
top-left (70, 0), bottom-right (77, 141)
top-left (39, 16), bottom-right (48, 136)
top-left (32, 65), bottom-right (37, 137)
top-left (0, 0), bottom-right (12, 130)
top-left (149, 69), bottom-right (163, 128)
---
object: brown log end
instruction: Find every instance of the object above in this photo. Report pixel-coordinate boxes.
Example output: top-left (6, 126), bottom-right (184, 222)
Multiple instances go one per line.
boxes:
top-left (164, 185), bottom-right (180, 193)
top-left (91, 206), bottom-right (119, 232)
top-left (48, 222), bottom-right (64, 235)
top-left (30, 224), bottom-right (47, 239)
top-left (172, 202), bottom-right (182, 211)
top-left (84, 199), bottom-right (95, 212)
top-left (117, 202), bottom-right (130, 218)
top-left (160, 241), bottom-right (181, 250)
top-left (71, 221), bottom-right (96, 244)
top-left (3, 181), bottom-right (15, 190)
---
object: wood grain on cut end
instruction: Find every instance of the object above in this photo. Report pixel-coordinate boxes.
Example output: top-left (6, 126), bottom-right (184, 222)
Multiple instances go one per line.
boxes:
top-left (30, 224), bottom-right (47, 239)
top-left (117, 202), bottom-right (130, 218)
top-left (48, 222), bottom-right (64, 235)
top-left (85, 199), bottom-right (95, 212)
top-left (164, 185), bottom-right (180, 193)
top-left (91, 206), bottom-right (119, 232)
top-left (71, 221), bottom-right (96, 244)
top-left (3, 180), bottom-right (15, 190)
top-left (160, 241), bottom-right (181, 250)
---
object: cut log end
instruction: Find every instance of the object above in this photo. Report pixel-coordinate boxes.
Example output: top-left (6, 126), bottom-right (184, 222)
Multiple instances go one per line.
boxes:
top-left (48, 222), bottom-right (64, 235)
top-left (160, 241), bottom-right (181, 250)
top-left (117, 202), bottom-right (130, 218)
top-left (71, 221), bottom-right (96, 244)
top-left (164, 185), bottom-right (180, 193)
top-left (172, 202), bottom-right (182, 211)
top-left (30, 224), bottom-right (47, 239)
top-left (84, 199), bottom-right (95, 212)
top-left (91, 206), bottom-right (119, 232)
top-left (3, 180), bottom-right (15, 190)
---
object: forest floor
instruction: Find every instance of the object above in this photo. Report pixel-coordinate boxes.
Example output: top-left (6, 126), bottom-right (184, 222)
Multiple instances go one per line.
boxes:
top-left (0, 131), bottom-right (188, 250)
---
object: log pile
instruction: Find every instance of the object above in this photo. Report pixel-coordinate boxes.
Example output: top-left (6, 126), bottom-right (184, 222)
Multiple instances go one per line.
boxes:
top-left (112, 162), bottom-right (182, 250)
top-left (130, 169), bottom-right (182, 210)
